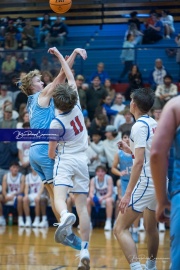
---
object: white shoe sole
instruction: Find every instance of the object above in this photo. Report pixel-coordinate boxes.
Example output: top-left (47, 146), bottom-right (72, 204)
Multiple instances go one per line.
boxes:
top-left (54, 214), bottom-right (76, 243)
top-left (78, 257), bottom-right (90, 270)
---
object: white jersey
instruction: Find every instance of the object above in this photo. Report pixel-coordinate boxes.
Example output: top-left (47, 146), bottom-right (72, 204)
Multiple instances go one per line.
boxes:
top-left (50, 103), bottom-right (88, 155)
top-left (130, 115), bottom-right (157, 178)
top-left (6, 172), bottom-right (22, 194)
top-left (94, 174), bottom-right (110, 197)
top-left (25, 173), bottom-right (42, 194)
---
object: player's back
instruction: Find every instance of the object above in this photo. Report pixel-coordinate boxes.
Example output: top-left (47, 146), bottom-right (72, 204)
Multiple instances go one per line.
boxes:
top-left (27, 92), bottom-right (55, 130)
top-left (51, 104), bottom-right (88, 155)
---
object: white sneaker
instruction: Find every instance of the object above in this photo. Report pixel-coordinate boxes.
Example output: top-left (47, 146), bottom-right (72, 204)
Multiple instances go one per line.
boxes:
top-left (78, 249), bottom-right (90, 270)
top-left (24, 219), bottom-right (32, 227)
top-left (104, 220), bottom-right (112, 231)
top-left (139, 221), bottom-right (145, 231)
top-left (18, 219), bottom-right (25, 227)
top-left (158, 222), bottom-right (166, 232)
top-left (38, 220), bottom-right (49, 228)
top-left (0, 218), bottom-right (6, 226)
top-left (32, 218), bottom-right (40, 227)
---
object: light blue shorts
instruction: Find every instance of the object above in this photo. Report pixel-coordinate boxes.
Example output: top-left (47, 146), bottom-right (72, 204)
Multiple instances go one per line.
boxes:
top-left (170, 192), bottom-right (180, 270)
top-left (29, 144), bottom-right (54, 184)
top-left (121, 179), bottom-right (129, 196)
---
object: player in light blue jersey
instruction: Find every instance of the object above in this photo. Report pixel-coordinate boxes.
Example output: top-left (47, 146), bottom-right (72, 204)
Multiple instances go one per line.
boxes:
top-left (48, 50), bottom-right (91, 270)
top-left (18, 47), bottom-right (87, 250)
top-left (151, 96), bottom-right (180, 270)
top-left (114, 88), bottom-right (159, 270)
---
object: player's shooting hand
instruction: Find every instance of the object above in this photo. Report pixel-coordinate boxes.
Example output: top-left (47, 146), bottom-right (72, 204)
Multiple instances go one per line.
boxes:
top-left (75, 48), bottom-right (87, 60)
top-left (117, 140), bottom-right (131, 154)
top-left (156, 199), bottom-right (171, 223)
top-left (119, 193), bottom-right (131, 214)
top-left (48, 47), bottom-right (60, 55)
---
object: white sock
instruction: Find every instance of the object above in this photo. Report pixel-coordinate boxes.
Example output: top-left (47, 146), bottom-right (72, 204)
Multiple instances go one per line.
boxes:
top-left (133, 227), bottom-right (138, 233)
top-left (140, 218), bottom-right (144, 226)
top-left (34, 216), bottom-right (40, 222)
top-left (42, 215), bottom-right (47, 222)
top-left (146, 258), bottom-right (156, 269)
top-left (81, 241), bottom-right (89, 249)
top-left (106, 218), bottom-right (111, 222)
top-left (60, 209), bottom-right (68, 219)
top-left (26, 216), bottom-right (31, 221)
top-left (130, 262), bottom-right (143, 270)
top-left (18, 216), bottom-right (23, 221)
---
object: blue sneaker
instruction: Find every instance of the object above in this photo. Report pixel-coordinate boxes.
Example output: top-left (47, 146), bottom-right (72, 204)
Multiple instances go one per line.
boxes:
top-left (132, 232), bottom-right (139, 243)
top-left (61, 233), bottom-right (82, 250)
top-left (54, 213), bottom-right (76, 243)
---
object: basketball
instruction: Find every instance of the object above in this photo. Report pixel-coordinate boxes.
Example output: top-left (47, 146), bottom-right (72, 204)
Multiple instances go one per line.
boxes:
top-left (49, 0), bottom-right (72, 14)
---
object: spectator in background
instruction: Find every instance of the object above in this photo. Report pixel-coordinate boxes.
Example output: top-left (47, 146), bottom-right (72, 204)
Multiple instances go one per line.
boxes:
top-left (8, 74), bottom-right (21, 104)
top-left (142, 13), bottom-right (164, 44)
top-left (128, 11), bottom-right (141, 31)
top-left (40, 56), bottom-right (52, 72)
top-left (88, 113), bottom-right (108, 140)
top-left (89, 130), bottom-right (106, 167)
top-left (4, 33), bottom-right (18, 50)
top-left (2, 161), bottom-right (25, 227)
top-left (104, 78), bottom-right (116, 102)
top-left (89, 62), bottom-right (109, 84)
top-left (151, 107), bottom-right (162, 122)
top-left (18, 32), bottom-right (33, 60)
top-left (120, 34), bottom-right (135, 79)
top-left (118, 108), bottom-right (134, 134)
top-left (23, 169), bottom-right (48, 227)
top-left (75, 75), bottom-right (87, 109)
top-left (111, 93), bottom-right (126, 112)
top-left (0, 85), bottom-right (12, 117)
top-left (14, 91), bottom-right (28, 115)
top-left (161, 10), bottom-right (175, 39)
top-left (1, 54), bottom-right (16, 83)
top-left (5, 20), bottom-right (19, 37)
top-left (101, 95), bottom-right (118, 123)
top-left (0, 141), bottom-right (18, 186)
top-left (17, 122), bottom-right (31, 175)
top-left (86, 76), bottom-right (108, 120)
top-left (0, 100), bottom-right (19, 122)
top-left (154, 75), bottom-right (178, 109)
top-left (87, 165), bottom-right (114, 230)
top-left (39, 13), bottom-right (52, 44)
top-left (125, 64), bottom-right (143, 100)
top-left (29, 58), bottom-right (40, 71)
top-left (15, 56), bottom-right (30, 73)
top-left (15, 17), bottom-right (25, 33)
top-left (16, 111), bottom-right (29, 128)
top-left (0, 102), bottom-right (17, 128)
top-left (22, 19), bottom-right (36, 48)
top-left (144, 9), bottom-right (156, 29)
top-left (41, 71), bottom-right (53, 87)
top-left (46, 16), bottom-right (68, 47)
top-left (125, 23), bottom-right (143, 46)
top-left (103, 125), bottom-right (121, 184)
top-left (113, 111), bottom-right (126, 131)
top-left (149, 58), bottom-right (169, 90)
top-left (175, 34), bottom-right (180, 78)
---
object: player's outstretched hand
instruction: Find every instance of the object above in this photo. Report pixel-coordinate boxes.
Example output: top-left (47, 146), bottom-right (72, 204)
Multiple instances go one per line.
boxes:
top-left (119, 193), bottom-right (131, 214)
top-left (48, 47), bottom-right (60, 56)
top-left (156, 200), bottom-right (171, 223)
top-left (117, 140), bottom-right (131, 154)
top-left (75, 48), bottom-right (87, 60)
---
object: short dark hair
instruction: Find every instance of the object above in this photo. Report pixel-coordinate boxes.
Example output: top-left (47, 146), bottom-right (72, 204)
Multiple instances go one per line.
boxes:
top-left (164, 74), bottom-right (173, 81)
top-left (53, 83), bottom-right (77, 112)
top-left (10, 161), bottom-right (19, 168)
top-left (122, 130), bottom-right (130, 138)
top-left (95, 165), bottom-right (107, 173)
top-left (130, 88), bottom-right (155, 114)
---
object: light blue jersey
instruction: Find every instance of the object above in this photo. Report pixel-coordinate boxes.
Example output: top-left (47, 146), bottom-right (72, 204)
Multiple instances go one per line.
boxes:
top-left (27, 92), bottom-right (55, 183)
top-left (169, 126), bottom-right (180, 197)
top-left (169, 127), bottom-right (180, 270)
top-left (118, 150), bottom-right (133, 196)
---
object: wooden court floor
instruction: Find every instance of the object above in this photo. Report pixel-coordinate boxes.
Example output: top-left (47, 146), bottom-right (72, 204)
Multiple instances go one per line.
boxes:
top-left (0, 225), bottom-right (170, 270)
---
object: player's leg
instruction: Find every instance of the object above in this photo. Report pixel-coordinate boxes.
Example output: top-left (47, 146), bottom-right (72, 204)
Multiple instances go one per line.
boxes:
top-left (32, 195), bottom-right (41, 227)
top-left (170, 193), bottom-right (180, 270)
top-left (17, 195), bottom-right (24, 227)
top-left (104, 197), bottom-right (114, 231)
top-left (143, 208), bottom-right (159, 270)
top-left (23, 195), bottom-right (32, 227)
top-left (44, 183), bottom-right (60, 221)
top-left (38, 196), bottom-right (48, 227)
top-left (114, 207), bottom-right (142, 270)
top-left (75, 193), bottom-right (90, 270)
